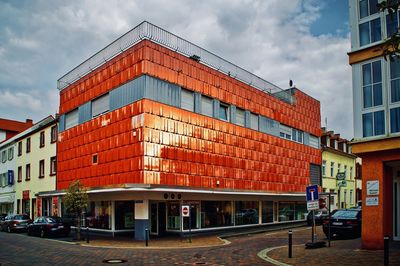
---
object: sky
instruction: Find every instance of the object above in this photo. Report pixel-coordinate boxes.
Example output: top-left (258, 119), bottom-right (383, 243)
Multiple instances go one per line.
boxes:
top-left (0, 0), bottom-right (352, 139)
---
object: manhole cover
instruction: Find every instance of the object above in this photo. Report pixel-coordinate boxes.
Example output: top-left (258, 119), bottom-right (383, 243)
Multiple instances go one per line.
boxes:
top-left (102, 259), bottom-right (127, 264)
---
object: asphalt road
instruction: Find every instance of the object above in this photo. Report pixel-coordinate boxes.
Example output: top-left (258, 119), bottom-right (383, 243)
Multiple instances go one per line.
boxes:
top-left (0, 228), bottom-right (313, 266)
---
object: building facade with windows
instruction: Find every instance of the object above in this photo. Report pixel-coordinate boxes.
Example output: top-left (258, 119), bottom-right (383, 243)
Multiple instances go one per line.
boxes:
top-left (320, 128), bottom-right (359, 210)
top-left (0, 118), bottom-right (32, 215)
top-left (0, 138), bottom-right (17, 215)
top-left (14, 116), bottom-right (57, 219)
top-left (49, 22), bottom-right (321, 239)
top-left (349, 0), bottom-right (400, 249)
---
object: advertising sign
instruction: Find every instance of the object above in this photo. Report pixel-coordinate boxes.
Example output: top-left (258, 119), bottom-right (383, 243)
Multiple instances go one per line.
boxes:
top-left (7, 170), bottom-right (14, 185)
top-left (367, 180), bottom-right (379, 195)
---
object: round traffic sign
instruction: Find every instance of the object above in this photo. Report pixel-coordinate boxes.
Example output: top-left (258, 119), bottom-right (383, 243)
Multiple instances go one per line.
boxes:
top-left (182, 206), bottom-right (189, 216)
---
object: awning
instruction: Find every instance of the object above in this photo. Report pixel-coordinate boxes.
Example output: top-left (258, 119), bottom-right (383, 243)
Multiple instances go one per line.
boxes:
top-left (0, 193), bottom-right (15, 204)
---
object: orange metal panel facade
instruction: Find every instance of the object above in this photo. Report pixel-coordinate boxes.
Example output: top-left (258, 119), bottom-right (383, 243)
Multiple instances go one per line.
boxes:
top-left (57, 40), bottom-right (321, 192)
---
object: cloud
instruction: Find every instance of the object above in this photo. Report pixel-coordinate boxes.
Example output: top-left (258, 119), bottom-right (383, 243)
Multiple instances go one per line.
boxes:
top-left (0, 0), bottom-right (352, 138)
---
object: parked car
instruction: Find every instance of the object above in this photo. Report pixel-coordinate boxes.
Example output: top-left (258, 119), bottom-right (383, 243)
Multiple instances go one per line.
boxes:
top-left (1, 214), bottom-right (31, 232)
top-left (0, 214), bottom-right (7, 228)
top-left (27, 216), bottom-right (70, 238)
top-left (306, 209), bottom-right (329, 226)
top-left (322, 209), bottom-right (362, 238)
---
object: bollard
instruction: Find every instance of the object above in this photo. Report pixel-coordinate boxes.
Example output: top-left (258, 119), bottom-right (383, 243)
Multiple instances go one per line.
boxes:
top-left (145, 228), bottom-right (149, 247)
top-left (86, 227), bottom-right (89, 243)
top-left (288, 230), bottom-right (293, 258)
top-left (384, 235), bottom-right (389, 266)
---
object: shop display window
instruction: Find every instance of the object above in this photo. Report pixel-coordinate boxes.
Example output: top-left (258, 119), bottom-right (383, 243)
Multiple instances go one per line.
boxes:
top-left (261, 201), bottom-right (274, 223)
top-left (115, 201), bottom-right (135, 230)
top-left (85, 201), bottom-right (111, 230)
top-left (235, 201), bottom-right (259, 225)
top-left (201, 201), bottom-right (233, 228)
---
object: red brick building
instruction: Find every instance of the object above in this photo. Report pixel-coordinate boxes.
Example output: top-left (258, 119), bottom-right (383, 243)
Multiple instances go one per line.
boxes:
top-left (48, 22), bottom-right (321, 239)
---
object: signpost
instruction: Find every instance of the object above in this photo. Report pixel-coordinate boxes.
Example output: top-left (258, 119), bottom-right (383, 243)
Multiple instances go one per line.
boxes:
top-left (182, 205), bottom-right (191, 243)
top-left (306, 185), bottom-right (319, 243)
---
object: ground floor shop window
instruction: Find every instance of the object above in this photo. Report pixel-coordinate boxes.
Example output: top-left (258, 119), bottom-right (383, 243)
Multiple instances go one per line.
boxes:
top-left (167, 202), bottom-right (180, 230)
top-left (201, 201), bottom-right (233, 228)
top-left (235, 201), bottom-right (259, 225)
top-left (262, 201), bottom-right (273, 223)
top-left (42, 198), bottom-right (52, 216)
top-left (183, 202), bottom-right (200, 230)
top-left (86, 201), bottom-right (111, 230)
top-left (22, 199), bottom-right (30, 216)
top-left (115, 201), bottom-right (135, 230)
top-left (278, 202), bottom-right (295, 221)
top-left (295, 202), bottom-right (307, 220)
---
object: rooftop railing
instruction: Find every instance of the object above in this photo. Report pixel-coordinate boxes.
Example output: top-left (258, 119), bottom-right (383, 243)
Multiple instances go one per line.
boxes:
top-left (58, 21), bottom-right (293, 104)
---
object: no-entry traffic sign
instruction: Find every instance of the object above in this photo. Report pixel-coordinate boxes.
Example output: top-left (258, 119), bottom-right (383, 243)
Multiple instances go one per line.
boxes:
top-left (182, 205), bottom-right (190, 217)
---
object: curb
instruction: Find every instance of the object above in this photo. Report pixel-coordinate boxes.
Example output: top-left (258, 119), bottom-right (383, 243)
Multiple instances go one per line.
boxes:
top-left (257, 246), bottom-right (292, 266)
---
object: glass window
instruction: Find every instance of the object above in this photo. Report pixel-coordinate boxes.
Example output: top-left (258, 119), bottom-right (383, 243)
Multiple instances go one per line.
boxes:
top-left (115, 201), bottom-right (135, 230)
top-left (8, 147), bottom-right (13, 160)
top-left (363, 61), bottom-right (382, 108)
top-left (235, 108), bottom-right (245, 126)
top-left (50, 156), bottom-right (57, 175)
top-left (219, 103), bottom-right (229, 121)
top-left (374, 110), bottom-right (385, 135)
top-left (330, 162), bottom-right (335, 177)
top-left (1, 150), bottom-right (6, 163)
top-left (359, 0), bottom-right (378, 19)
top-left (92, 93), bottom-right (109, 118)
top-left (363, 112), bottom-right (373, 137)
top-left (386, 12), bottom-right (399, 36)
top-left (390, 60), bottom-right (400, 103)
top-left (181, 89), bottom-right (194, 112)
top-left (17, 166), bottom-right (22, 182)
top-left (261, 201), bottom-right (273, 223)
top-left (344, 165), bottom-right (348, 178)
top-left (26, 137), bottom-right (31, 153)
top-left (40, 131), bottom-right (45, 148)
top-left (322, 160), bottom-right (326, 176)
top-left (235, 201), bottom-right (259, 225)
top-left (183, 202), bottom-right (200, 230)
top-left (250, 113), bottom-right (258, 130)
top-left (25, 164), bottom-right (30, 181)
top-left (65, 109), bottom-right (78, 130)
top-left (51, 126), bottom-right (57, 143)
top-left (390, 107), bottom-right (400, 133)
top-left (201, 201), bottom-right (233, 228)
top-left (350, 166), bottom-right (354, 179)
top-left (359, 18), bottom-right (381, 46)
top-left (85, 201), bottom-right (111, 230)
top-left (363, 110), bottom-right (385, 137)
top-left (201, 96), bottom-right (213, 117)
top-left (278, 202), bottom-right (295, 222)
top-left (39, 160), bottom-right (45, 178)
top-left (18, 142), bottom-right (22, 156)
top-left (167, 202), bottom-right (181, 230)
top-left (295, 202), bottom-right (307, 220)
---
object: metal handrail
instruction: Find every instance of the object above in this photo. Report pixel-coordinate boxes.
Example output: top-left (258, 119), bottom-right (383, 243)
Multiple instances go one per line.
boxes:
top-left (57, 21), bottom-right (293, 104)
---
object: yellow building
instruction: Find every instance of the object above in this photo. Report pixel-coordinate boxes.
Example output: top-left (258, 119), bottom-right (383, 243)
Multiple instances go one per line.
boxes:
top-left (321, 128), bottom-right (359, 210)
top-left (14, 116), bottom-right (57, 219)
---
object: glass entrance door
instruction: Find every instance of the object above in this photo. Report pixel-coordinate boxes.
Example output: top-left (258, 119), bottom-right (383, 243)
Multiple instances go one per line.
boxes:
top-left (150, 202), bottom-right (158, 235)
top-left (394, 176), bottom-right (399, 241)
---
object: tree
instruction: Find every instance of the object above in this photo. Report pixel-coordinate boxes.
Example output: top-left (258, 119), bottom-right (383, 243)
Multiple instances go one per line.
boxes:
top-left (378, 1), bottom-right (400, 60)
top-left (63, 180), bottom-right (88, 241)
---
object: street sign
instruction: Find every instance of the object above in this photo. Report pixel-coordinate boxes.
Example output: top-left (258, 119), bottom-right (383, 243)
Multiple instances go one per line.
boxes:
top-left (306, 185), bottom-right (319, 202)
top-left (365, 197), bottom-right (379, 206)
top-left (307, 200), bottom-right (319, 211)
top-left (367, 180), bottom-right (379, 195)
top-left (337, 180), bottom-right (347, 187)
top-left (182, 205), bottom-right (190, 217)
top-left (336, 172), bottom-right (346, 180)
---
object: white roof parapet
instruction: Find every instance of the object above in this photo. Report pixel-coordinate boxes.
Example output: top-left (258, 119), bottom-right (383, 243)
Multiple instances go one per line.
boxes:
top-left (58, 21), bottom-right (293, 104)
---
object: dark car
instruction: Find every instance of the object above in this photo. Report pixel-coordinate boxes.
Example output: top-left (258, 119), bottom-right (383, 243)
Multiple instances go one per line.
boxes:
top-left (322, 209), bottom-right (362, 238)
top-left (306, 209), bottom-right (329, 226)
top-left (27, 216), bottom-right (70, 238)
top-left (1, 214), bottom-right (31, 232)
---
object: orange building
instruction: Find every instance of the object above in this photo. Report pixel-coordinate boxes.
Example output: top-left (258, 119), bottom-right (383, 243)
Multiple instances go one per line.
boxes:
top-left (349, 0), bottom-right (400, 249)
top-left (47, 22), bottom-right (321, 239)
top-left (0, 118), bottom-right (33, 143)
